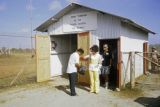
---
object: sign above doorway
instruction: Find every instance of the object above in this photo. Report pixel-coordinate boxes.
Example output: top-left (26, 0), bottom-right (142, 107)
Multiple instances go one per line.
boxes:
top-left (63, 11), bottom-right (97, 32)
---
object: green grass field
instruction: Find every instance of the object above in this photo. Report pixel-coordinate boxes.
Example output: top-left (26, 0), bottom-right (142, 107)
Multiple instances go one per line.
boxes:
top-left (0, 53), bottom-right (36, 88)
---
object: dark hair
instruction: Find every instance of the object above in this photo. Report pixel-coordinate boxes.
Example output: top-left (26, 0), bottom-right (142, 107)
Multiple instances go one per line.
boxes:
top-left (77, 48), bottom-right (84, 54)
top-left (91, 45), bottom-right (99, 52)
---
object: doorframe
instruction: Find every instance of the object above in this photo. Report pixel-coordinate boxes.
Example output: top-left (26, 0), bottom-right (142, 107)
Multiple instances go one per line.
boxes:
top-left (117, 38), bottom-right (122, 88)
top-left (99, 38), bottom-right (122, 88)
top-left (143, 42), bottom-right (148, 75)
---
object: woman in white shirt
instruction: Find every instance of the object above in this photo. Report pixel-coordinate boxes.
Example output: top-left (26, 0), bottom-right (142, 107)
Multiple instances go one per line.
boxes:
top-left (84, 45), bottom-right (102, 94)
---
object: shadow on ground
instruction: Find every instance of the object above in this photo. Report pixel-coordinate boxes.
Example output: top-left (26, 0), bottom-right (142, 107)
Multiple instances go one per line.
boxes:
top-left (55, 85), bottom-right (70, 95)
top-left (135, 96), bottom-right (160, 107)
top-left (76, 85), bottom-right (90, 92)
top-left (55, 84), bottom-right (90, 96)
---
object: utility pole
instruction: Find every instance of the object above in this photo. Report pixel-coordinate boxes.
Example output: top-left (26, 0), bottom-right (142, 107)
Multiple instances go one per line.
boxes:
top-left (29, 0), bottom-right (33, 55)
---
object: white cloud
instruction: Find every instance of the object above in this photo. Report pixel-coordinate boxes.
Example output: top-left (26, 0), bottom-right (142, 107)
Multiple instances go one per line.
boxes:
top-left (26, 4), bottom-right (35, 11)
top-left (49, 0), bottom-right (62, 11)
top-left (0, 3), bottom-right (7, 11)
top-left (20, 28), bottom-right (30, 33)
top-left (66, 0), bottom-right (79, 3)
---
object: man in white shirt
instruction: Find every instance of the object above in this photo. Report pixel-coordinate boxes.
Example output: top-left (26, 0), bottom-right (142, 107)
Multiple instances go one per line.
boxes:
top-left (67, 48), bottom-right (84, 96)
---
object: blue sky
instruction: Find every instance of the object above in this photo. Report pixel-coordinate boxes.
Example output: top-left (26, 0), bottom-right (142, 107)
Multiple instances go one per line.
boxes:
top-left (0, 0), bottom-right (160, 48)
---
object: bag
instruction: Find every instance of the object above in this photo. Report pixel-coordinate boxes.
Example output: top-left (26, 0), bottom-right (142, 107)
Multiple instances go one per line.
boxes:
top-left (78, 66), bottom-right (87, 75)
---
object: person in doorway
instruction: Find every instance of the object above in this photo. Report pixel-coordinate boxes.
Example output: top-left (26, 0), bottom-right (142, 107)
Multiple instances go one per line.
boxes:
top-left (83, 45), bottom-right (102, 94)
top-left (100, 44), bottom-right (112, 89)
top-left (67, 48), bottom-right (84, 96)
top-left (151, 47), bottom-right (159, 72)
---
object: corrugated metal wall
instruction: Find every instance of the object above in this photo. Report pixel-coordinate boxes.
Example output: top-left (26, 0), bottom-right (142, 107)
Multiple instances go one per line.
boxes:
top-left (48, 18), bottom-right (63, 35)
top-left (94, 13), bottom-right (121, 39)
top-left (90, 12), bottom-right (121, 46)
top-left (121, 22), bottom-right (148, 41)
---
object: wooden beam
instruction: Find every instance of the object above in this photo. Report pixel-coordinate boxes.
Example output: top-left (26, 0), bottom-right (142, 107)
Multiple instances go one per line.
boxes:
top-left (136, 53), bottom-right (160, 67)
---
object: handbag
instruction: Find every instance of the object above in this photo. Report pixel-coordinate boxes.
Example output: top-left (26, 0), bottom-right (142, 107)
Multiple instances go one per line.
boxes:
top-left (78, 65), bottom-right (87, 75)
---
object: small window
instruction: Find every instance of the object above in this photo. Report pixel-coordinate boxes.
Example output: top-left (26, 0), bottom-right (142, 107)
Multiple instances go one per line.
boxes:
top-left (51, 41), bottom-right (57, 51)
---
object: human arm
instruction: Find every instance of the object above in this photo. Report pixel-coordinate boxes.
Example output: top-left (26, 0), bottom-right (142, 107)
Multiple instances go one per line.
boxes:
top-left (80, 55), bottom-right (90, 61)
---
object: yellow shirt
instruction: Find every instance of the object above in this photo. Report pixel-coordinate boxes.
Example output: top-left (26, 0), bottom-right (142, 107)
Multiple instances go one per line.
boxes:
top-left (85, 53), bottom-right (102, 72)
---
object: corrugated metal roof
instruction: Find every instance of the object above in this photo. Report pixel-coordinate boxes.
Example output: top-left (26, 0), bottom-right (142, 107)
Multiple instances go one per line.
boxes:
top-left (35, 3), bottom-right (155, 34)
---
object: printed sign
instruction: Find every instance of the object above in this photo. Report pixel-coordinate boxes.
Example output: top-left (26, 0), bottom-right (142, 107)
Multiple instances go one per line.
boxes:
top-left (63, 12), bottom-right (97, 32)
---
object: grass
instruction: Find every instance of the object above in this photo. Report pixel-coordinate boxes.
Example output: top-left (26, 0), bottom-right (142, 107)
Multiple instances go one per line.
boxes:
top-left (0, 53), bottom-right (36, 88)
top-left (0, 100), bottom-right (6, 104)
top-left (113, 85), bottom-right (144, 99)
top-left (113, 75), bottom-right (146, 99)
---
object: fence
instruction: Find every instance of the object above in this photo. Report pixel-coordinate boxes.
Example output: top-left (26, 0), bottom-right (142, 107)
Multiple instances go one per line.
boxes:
top-left (122, 51), bottom-right (160, 89)
top-left (0, 34), bottom-right (36, 88)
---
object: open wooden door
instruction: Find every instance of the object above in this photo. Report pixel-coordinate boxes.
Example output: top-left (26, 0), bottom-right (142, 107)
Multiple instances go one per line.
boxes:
top-left (77, 32), bottom-right (90, 85)
top-left (36, 35), bottom-right (50, 82)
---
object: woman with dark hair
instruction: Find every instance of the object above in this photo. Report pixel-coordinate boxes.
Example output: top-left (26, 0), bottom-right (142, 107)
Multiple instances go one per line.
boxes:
top-left (83, 45), bottom-right (102, 94)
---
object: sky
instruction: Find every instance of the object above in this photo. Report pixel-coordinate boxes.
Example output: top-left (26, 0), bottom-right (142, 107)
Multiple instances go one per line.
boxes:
top-left (0, 0), bottom-right (160, 48)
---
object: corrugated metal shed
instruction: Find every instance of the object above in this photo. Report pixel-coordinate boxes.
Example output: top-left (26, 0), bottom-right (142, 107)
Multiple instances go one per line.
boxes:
top-left (35, 2), bottom-right (156, 87)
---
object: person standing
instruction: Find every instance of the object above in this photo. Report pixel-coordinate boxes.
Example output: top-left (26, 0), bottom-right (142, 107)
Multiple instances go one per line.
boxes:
top-left (83, 45), bottom-right (102, 94)
top-left (151, 47), bottom-right (158, 72)
top-left (67, 48), bottom-right (84, 96)
top-left (100, 44), bottom-right (112, 88)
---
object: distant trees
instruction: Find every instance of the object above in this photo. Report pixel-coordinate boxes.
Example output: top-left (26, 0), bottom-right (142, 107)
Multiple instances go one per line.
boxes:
top-left (0, 47), bottom-right (35, 55)
top-left (0, 47), bottom-right (10, 55)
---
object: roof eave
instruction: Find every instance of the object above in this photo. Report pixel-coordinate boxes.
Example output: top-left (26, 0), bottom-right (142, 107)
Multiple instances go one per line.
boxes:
top-left (35, 3), bottom-right (155, 35)
top-left (121, 19), bottom-right (156, 35)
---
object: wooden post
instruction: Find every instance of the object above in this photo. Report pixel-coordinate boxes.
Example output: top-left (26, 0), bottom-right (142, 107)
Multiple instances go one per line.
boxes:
top-left (130, 52), bottom-right (135, 89)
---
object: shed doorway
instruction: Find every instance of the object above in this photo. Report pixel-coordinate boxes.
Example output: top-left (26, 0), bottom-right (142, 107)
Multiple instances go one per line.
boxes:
top-left (50, 34), bottom-right (77, 77)
top-left (99, 39), bottom-right (120, 89)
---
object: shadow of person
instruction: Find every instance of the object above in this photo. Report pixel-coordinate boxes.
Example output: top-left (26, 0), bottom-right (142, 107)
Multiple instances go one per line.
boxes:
top-left (55, 85), bottom-right (70, 95)
top-left (135, 96), bottom-right (160, 107)
top-left (76, 84), bottom-right (90, 92)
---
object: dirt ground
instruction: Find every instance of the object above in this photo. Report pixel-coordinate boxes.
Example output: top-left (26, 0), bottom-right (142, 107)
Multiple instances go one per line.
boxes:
top-left (0, 73), bottom-right (160, 107)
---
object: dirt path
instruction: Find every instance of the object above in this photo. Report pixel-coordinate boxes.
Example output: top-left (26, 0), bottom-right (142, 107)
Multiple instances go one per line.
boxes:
top-left (134, 73), bottom-right (160, 107)
top-left (0, 74), bottom-right (160, 107)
